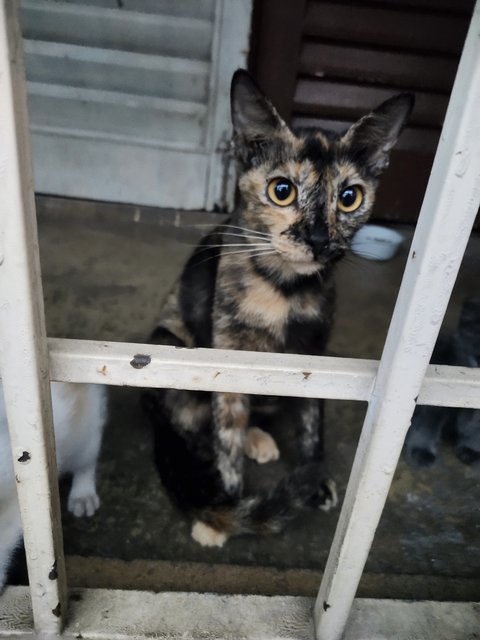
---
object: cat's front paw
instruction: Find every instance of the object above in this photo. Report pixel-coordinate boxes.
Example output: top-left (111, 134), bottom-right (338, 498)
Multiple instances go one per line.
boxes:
top-left (455, 444), bottom-right (480, 465)
top-left (309, 478), bottom-right (338, 512)
top-left (244, 427), bottom-right (280, 464)
top-left (68, 491), bottom-right (100, 518)
top-left (191, 521), bottom-right (228, 548)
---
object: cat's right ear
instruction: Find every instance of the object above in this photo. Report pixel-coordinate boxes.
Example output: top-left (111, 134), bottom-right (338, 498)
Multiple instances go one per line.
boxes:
top-left (230, 70), bottom-right (289, 141)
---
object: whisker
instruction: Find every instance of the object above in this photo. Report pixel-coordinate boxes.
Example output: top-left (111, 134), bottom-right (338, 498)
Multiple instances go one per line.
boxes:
top-left (349, 249), bottom-right (386, 261)
top-left (200, 243), bottom-right (270, 249)
top-left (181, 242), bottom-right (271, 257)
top-left (174, 233), bottom-right (271, 248)
top-left (229, 249), bottom-right (277, 262)
top-left (222, 248), bottom-right (275, 258)
top-left (183, 222), bottom-right (272, 239)
top-left (215, 231), bottom-right (274, 242)
top-left (193, 247), bottom-right (275, 268)
top-left (341, 255), bottom-right (375, 276)
top-left (222, 224), bottom-right (272, 237)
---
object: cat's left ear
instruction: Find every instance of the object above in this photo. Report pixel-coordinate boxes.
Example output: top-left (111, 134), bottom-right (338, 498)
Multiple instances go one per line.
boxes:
top-left (341, 93), bottom-right (415, 176)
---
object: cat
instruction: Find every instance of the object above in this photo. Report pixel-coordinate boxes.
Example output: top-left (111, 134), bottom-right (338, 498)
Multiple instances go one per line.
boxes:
top-left (143, 69), bottom-right (414, 547)
top-left (405, 294), bottom-right (480, 467)
top-left (0, 382), bottom-right (107, 591)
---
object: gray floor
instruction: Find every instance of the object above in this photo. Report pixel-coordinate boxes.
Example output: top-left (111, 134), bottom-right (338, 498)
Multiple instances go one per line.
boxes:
top-left (35, 196), bottom-right (480, 598)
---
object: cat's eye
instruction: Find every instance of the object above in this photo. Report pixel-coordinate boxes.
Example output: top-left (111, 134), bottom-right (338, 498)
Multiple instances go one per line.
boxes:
top-left (267, 178), bottom-right (297, 207)
top-left (337, 185), bottom-right (363, 213)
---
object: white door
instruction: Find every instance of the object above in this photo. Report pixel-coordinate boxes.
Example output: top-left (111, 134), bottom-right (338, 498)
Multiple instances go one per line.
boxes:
top-left (21, 0), bottom-right (252, 210)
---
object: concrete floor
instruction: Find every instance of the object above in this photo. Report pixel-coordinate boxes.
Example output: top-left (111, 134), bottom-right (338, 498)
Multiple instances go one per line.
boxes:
top-left (24, 196), bottom-right (480, 598)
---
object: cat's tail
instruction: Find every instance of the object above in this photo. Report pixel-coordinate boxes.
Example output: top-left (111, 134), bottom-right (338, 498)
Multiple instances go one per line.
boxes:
top-left (191, 463), bottom-right (337, 548)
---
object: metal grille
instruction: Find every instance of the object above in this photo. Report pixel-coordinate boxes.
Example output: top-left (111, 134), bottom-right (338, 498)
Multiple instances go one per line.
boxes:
top-left (0, 1), bottom-right (479, 638)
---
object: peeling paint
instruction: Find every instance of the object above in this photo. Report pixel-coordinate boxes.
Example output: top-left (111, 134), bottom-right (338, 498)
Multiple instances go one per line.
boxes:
top-left (130, 354), bottom-right (151, 369)
top-left (49, 562), bottom-right (58, 581)
top-left (51, 602), bottom-right (61, 618)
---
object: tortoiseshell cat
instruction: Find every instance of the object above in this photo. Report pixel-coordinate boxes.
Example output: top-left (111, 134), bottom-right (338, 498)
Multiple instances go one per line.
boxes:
top-left (143, 70), bottom-right (414, 547)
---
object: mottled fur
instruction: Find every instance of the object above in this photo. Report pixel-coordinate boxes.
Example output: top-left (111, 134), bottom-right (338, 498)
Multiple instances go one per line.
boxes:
top-left (143, 70), bottom-right (413, 546)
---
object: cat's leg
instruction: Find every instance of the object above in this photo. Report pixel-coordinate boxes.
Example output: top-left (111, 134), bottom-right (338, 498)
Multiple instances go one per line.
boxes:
top-left (404, 405), bottom-right (449, 468)
top-left (0, 496), bottom-right (21, 593)
top-left (212, 391), bottom-right (250, 497)
top-left (453, 408), bottom-right (480, 465)
top-left (68, 466), bottom-right (100, 518)
top-left (66, 385), bottom-right (106, 518)
top-left (191, 391), bottom-right (249, 547)
top-left (245, 397), bottom-right (280, 464)
top-left (297, 397), bottom-right (325, 462)
top-left (291, 397), bottom-right (337, 511)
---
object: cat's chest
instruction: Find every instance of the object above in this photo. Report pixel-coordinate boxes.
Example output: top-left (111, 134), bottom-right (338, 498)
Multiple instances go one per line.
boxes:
top-left (236, 276), bottom-right (324, 336)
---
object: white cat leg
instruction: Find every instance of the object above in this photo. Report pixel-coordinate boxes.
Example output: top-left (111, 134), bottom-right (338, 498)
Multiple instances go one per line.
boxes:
top-left (67, 466), bottom-right (100, 518)
top-left (0, 497), bottom-right (21, 592)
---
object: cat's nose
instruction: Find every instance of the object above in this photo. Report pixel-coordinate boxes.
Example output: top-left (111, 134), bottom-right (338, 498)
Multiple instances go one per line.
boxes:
top-left (310, 229), bottom-right (330, 257)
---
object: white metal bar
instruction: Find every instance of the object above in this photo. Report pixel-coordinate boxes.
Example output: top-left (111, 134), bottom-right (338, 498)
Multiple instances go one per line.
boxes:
top-left (47, 338), bottom-right (480, 409)
top-left (0, 0), bottom-right (67, 634)
top-left (48, 338), bottom-right (377, 400)
top-left (1, 587), bottom-right (480, 640)
top-left (314, 5), bottom-right (480, 639)
top-left (420, 363), bottom-right (480, 408)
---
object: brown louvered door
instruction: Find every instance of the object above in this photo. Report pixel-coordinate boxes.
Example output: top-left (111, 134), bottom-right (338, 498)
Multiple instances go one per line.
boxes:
top-left (249, 0), bottom-right (476, 225)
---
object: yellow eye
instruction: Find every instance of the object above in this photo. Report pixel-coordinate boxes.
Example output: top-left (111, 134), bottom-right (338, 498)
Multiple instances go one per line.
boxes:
top-left (267, 177), bottom-right (297, 207)
top-left (337, 185), bottom-right (363, 213)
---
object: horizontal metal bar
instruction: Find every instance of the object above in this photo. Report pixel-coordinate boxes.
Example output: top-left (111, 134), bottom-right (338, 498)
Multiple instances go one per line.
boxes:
top-left (47, 338), bottom-right (480, 409)
top-left (47, 338), bottom-right (377, 401)
top-left (1, 587), bottom-right (479, 640)
top-left (420, 364), bottom-right (480, 408)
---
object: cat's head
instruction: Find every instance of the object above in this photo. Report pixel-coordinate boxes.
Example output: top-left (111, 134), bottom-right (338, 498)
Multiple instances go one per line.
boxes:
top-left (230, 70), bottom-right (414, 278)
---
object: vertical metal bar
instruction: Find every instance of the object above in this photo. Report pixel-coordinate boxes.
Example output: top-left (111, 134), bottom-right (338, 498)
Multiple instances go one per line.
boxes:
top-left (314, 5), bottom-right (480, 639)
top-left (0, 0), bottom-right (67, 634)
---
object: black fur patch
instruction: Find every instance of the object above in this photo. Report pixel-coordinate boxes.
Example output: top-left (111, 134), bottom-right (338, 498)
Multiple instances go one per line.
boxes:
top-left (149, 326), bottom-right (185, 348)
top-left (179, 231), bottom-right (221, 348)
top-left (285, 317), bottom-right (332, 356)
top-left (250, 256), bottom-right (329, 296)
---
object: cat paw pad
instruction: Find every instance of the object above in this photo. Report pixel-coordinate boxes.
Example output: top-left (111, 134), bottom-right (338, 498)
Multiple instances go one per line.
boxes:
top-left (191, 521), bottom-right (228, 548)
top-left (68, 492), bottom-right (100, 518)
top-left (244, 427), bottom-right (280, 464)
